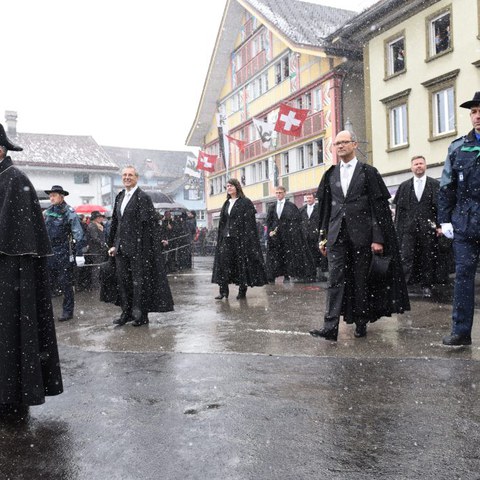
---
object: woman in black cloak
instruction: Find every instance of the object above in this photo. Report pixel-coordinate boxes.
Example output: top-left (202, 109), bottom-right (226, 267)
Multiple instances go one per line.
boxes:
top-left (212, 178), bottom-right (267, 299)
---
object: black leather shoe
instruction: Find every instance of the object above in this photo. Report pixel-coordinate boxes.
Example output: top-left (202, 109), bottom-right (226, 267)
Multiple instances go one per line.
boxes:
top-left (59, 314), bottom-right (73, 322)
top-left (113, 313), bottom-right (132, 325)
top-left (236, 286), bottom-right (247, 299)
top-left (442, 333), bottom-right (472, 346)
top-left (354, 324), bottom-right (367, 338)
top-left (132, 315), bottom-right (149, 327)
top-left (309, 327), bottom-right (338, 341)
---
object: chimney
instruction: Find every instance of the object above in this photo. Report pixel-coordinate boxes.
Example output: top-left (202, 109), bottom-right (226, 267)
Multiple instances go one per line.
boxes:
top-left (5, 111), bottom-right (17, 136)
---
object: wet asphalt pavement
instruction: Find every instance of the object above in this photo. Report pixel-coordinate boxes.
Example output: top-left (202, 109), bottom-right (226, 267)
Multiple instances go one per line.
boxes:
top-left (1, 257), bottom-right (480, 480)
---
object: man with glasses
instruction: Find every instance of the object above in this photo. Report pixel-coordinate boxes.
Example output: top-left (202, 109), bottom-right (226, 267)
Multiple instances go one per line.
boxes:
top-left (310, 130), bottom-right (409, 341)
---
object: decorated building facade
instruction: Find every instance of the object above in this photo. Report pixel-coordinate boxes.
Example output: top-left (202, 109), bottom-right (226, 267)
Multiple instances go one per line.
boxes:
top-left (186, 0), bottom-right (362, 226)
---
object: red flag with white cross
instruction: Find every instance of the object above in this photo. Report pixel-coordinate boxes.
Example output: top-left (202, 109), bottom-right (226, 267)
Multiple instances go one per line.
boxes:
top-left (274, 103), bottom-right (309, 137)
top-left (196, 151), bottom-right (217, 172)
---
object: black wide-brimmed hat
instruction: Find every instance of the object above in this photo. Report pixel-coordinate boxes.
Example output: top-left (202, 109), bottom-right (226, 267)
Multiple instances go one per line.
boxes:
top-left (45, 185), bottom-right (69, 196)
top-left (460, 91), bottom-right (480, 109)
top-left (0, 123), bottom-right (23, 151)
top-left (90, 211), bottom-right (106, 221)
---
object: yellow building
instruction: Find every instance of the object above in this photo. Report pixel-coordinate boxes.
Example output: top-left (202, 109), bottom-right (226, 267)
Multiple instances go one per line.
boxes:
top-left (330, 0), bottom-right (480, 193)
top-left (186, 0), bottom-right (360, 225)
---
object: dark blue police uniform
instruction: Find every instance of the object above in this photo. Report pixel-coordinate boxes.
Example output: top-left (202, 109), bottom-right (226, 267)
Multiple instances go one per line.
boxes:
top-left (438, 129), bottom-right (480, 339)
top-left (44, 202), bottom-right (84, 320)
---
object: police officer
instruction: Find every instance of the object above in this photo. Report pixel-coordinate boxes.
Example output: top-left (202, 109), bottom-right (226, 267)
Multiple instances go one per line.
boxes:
top-left (438, 91), bottom-right (480, 346)
top-left (44, 185), bottom-right (84, 321)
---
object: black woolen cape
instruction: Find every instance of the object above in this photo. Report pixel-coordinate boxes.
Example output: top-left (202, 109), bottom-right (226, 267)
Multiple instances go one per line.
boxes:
top-left (212, 196), bottom-right (267, 287)
top-left (317, 164), bottom-right (410, 321)
top-left (0, 157), bottom-right (63, 405)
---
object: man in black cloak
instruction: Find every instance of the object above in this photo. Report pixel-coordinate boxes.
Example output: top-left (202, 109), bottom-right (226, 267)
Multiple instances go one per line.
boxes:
top-left (0, 124), bottom-right (63, 415)
top-left (310, 130), bottom-right (409, 341)
top-left (266, 185), bottom-right (315, 282)
top-left (104, 166), bottom-right (174, 326)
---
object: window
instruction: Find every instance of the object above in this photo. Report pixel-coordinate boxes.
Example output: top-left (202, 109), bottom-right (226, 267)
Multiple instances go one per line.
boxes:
top-left (282, 152), bottom-right (289, 174)
top-left (306, 143), bottom-right (314, 167)
top-left (247, 73), bottom-right (269, 102)
top-left (386, 34), bottom-right (405, 76)
top-left (428, 9), bottom-right (451, 58)
top-left (313, 88), bottom-right (323, 112)
top-left (296, 97), bottom-right (303, 109)
top-left (316, 140), bottom-right (324, 165)
top-left (275, 56), bottom-right (290, 84)
top-left (196, 210), bottom-right (206, 221)
top-left (262, 159), bottom-right (269, 180)
top-left (297, 147), bottom-right (305, 170)
top-left (421, 69), bottom-right (459, 140)
top-left (433, 87), bottom-right (455, 136)
top-left (74, 173), bottom-right (89, 184)
top-left (230, 93), bottom-right (241, 113)
top-left (305, 92), bottom-right (312, 111)
top-left (380, 88), bottom-right (411, 150)
top-left (389, 104), bottom-right (408, 147)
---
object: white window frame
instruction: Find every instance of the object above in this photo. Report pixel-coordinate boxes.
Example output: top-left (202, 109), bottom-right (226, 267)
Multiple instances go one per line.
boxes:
top-left (389, 103), bottom-right (408, 147)
top-left (433, 87), bottom-right (455, 136)
top-left (387, 36), bottom-right (405, 76)
top-left (429, 11), bottom-right (451, 57)
top-left (314, 88), bottom-right (323, 112)
top-left (282, 152), bottom-right (289, 174)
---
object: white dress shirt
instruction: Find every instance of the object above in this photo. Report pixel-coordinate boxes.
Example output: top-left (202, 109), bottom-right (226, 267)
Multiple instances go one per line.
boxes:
top-left (120, 185), bottom-right (138, 215)
top-left (414, 176), bottom-right (425, 201)
top-left (276, 199), bottom-right (285, 218)
top-left (307, 204), bottom-right (314, 218)
top-left (340, 158), bottom-right (357, 196)
top-left (228, 197), bottom-right (237, 215)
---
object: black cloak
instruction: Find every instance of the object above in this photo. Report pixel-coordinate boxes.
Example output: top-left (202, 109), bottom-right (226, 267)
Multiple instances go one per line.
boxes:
top-left (212, 196), bottom-right (267, 287)
top-left (317, 164), bottom-right (410, 321)
top-left (100, 192), bottom-right (174, 313)
top-left (266, 200), bottom-right (316, 279)
top-left (0, 157), bottom-right (63, 405)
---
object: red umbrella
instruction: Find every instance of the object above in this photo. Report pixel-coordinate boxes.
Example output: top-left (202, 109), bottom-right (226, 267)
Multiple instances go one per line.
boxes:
top-left (75, 204), bottom-right (109, 215)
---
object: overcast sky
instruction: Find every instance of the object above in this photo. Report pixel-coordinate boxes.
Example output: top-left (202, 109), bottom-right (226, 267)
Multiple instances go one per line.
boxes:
top-left (1, 0), bottom-right (377, 153)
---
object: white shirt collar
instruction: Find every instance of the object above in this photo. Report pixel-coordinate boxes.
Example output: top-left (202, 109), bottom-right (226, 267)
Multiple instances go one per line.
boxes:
top-left (125, 185), bottom-right (138, 196)
top-left (340, 157), bottom-right (358, 169)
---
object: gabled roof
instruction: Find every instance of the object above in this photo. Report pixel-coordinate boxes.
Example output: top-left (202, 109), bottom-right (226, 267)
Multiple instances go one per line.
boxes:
top-left (102, 145), bottom-right (192, 179)
top-left (186, 0), bottom-right (356, 147)
top-left (245, 0), bottom-right (355, 48)
top-left (10, 132), bottom-right (118, 171)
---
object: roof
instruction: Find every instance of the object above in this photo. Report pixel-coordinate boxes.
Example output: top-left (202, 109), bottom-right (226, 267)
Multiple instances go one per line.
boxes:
top-left (245, 0), bottom-right (355, 48)
top-left (326, 0), bottom-right (438, 51)
top-left (186, 0), bottom-right (356, 146)
top-left (102, 146), bottom-right (193, 179)
top-left (9, 132), bottom-right (118, 171)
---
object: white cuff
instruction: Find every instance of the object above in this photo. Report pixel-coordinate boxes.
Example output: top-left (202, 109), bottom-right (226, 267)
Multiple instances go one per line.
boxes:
top-left (441, 223), bottom-right (454, 239)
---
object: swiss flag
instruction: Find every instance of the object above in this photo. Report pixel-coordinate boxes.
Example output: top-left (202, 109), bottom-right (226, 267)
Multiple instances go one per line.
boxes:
top-left (274, 103), bottom-right (309, 137)
top-left (197, 151), bottom-right (217, 172)
top-left (225, 134), bottom-right (247, 152)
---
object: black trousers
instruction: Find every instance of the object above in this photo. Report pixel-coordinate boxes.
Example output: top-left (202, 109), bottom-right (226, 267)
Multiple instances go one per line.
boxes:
top-left (324, 226), bottom-right (371, 328)
top-left (115, 253), bottom-right (145, 320)
top-left (400, 228), bottom-right (436, 287)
